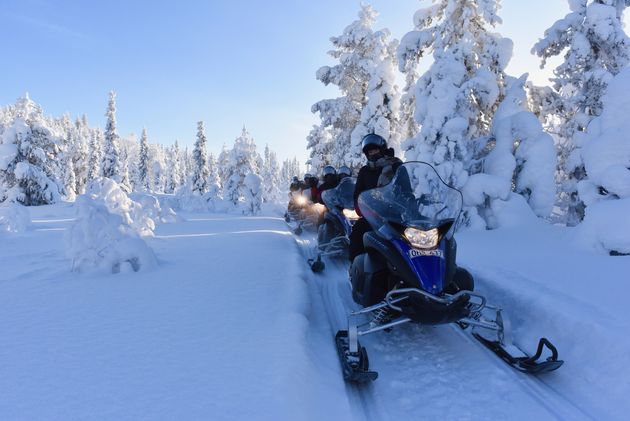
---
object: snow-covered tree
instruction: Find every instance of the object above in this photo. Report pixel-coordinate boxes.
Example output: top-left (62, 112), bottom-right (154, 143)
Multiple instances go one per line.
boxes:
top-left (464, 75), bottom-right (556, 228)
top-left (532, 0), bottom-right (630, 224)
top-left (137, 128), bottom-right (151, 191)
top-left (261, 144), bottom-right (281, 203)
top-left (311, 5), bottom-right (381, 169)
top-left (0, 95), bottom-right (61, 205)
top-left (206, 152), bottom-right (221, 199)
top-left (88, 128), bottom-right (103, 182)
top-left (102, 91), bottom-right (121, 180)
top-left (305, 124), bottom-right (334, 175)
top-left (243, 173), bottom-right (263, 215)
top-left (191, 121), bottom-right (209, 195)
top-left (166, 141), bottom-right (183, 193)
top-left (73, 116), bottom-right (91, 194)
top-left (576, 67), bottom-right (630, 254)
top-left (224, 127), bottom-right (260, 206)
top-left (397, 0), bottom-right (513, 224)
top-left (348, 21), bottom-right (401, 168)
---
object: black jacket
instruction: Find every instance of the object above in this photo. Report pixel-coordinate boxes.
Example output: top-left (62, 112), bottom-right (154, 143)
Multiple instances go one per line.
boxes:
top-left (354, 154), bottom-right (402, 216)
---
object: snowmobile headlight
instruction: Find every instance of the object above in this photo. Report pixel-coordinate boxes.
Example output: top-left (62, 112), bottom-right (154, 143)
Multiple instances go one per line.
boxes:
top-left (294, 195), bottom-right (307, 206)
top-left (404, 227), bottom-right (439, 250)
top-left (342, 209), bottom-right (359, 220)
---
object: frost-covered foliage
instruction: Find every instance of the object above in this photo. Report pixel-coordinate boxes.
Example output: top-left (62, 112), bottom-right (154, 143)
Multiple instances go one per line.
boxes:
top-left (306, 125), bottom-right (334, 175)
top-left (87, 128), bottom-right (103, 181)
top-left (137, 128), bottom-right (151, 191)
top-left (66, 195), bottom-right (157, 274)
top-left (243, 173), bottom-right (263, 215)
top-left (166, 141), bottom-right (183, 193)
top-left (0, 95), bottom-right (61, 205)
top-left (0, 202), bottom-right (30, 233)
top-left (102, 91), bottom-right (121, 181)
top-left (191, 121), bottom-right (209, 195)
top-left (223, 127), bottom-right (261, 206)
top-left (397, 0), bottom-right (513, 199)
top-left (280, 157), bottom-right (302, 184)
top-left (310, 5), bottom-right (398, 170)
top-left (575, 67), bottom-right (630, 254)
top-left (464, 75), bottom-right (556, 228)
top-left (206, 152), bottom-right (222, 206)
top-left (85, 178), bottom-right (156, 237)
top-left (532, 0), bottom-right (630, 224)
top-left (261, 144), bottom-right (281, 203)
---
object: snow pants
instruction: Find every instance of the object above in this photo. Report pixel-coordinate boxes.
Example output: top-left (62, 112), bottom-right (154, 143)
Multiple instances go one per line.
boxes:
top-left (349, 217), bottom-right (372, 263)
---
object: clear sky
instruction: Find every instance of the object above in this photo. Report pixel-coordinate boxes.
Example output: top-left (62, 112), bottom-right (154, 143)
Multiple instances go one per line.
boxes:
top-left (0, 1), bottom-right (600, 163)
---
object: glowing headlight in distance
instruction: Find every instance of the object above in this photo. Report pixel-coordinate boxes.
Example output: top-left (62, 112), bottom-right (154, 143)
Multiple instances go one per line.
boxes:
top-left (342, 209), bottom-right (360, 220)
top-left (404, 227), bottom-right (439, 249)
top-left (294, 195), bottom-right (307, 206)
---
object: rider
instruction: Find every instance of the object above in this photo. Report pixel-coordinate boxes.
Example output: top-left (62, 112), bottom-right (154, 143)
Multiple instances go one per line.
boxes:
top-left (337, 165), bottom-right (352, 181)
top-left (349, 134), bottom-right (402, 262)
top-left (287, 176), bottom-right (304, 214)
top-left (317, 165), bottom-right (339, 204)
top-left (301, 173), bottom-right (317, 202)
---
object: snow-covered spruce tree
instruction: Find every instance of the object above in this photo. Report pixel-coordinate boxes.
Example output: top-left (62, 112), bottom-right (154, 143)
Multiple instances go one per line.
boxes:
top-left (166, 141), bottom-right (183, 193)
top-left (118, 140), bottom-right (132, 193)
top-left (73, 116), bottom-right (91, 195)
top-left (151, 144), bottom-right (166, 193)
top-left (59, 115), bottom-right (78, 201)
top-left (348, 22), bottom-right (401, 168)
top-left (261, 144), bottom-right (281, 203)
top-left (311, 5), bottom-right (380, 170)
top-left (243, 173), bottom-right (263, 215)
top-left (576, 67), bottom-right (630, 254)
top-left (102, 91), bottom-right (121, 180)
top-left (191, 121), bottom-right (209, 195)
top-left (137, 128), bottom-right (151, 191)
top-left (216, 143), bottom-right (230, 189)
top-left (532, 0), bottom-right (630, 224)
top-left (87, 128), bottom-right (103, 182)
top-left (0, 94), bottom-right (61, 205)
top-left (397, 0), bottom-right (513, 227)
top-left (224, 127), bottom-right (261, 206)
top-left (306, 124), bottom-right (334, 176)
top-left (464, 75), bottom-right (556, 228)
top-left (206, 152), bottom-right (221, 199)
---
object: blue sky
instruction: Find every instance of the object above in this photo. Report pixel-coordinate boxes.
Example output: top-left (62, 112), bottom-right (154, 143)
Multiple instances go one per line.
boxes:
top-left (1, 1), bottom-right (583, 163)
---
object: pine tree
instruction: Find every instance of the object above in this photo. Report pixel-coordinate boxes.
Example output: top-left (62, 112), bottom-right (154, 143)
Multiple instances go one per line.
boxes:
top-left (192, 121), bottom-right (209, 195)
top-left (532, 0), bottom-right (630, 224)
top-left (73, 116), bottom-right (90, 194)
top-left (0, 94), bottom-right (61, 205)
top-left (310, 5), bottom-right (381, 169)
top-left (138, 128), bottom-right (151, 191)
top-left (102, 91), bottom-right (121, 180)
top-left (261, 144), bottom-right (281, 203)
top-left (87, 128), bottom-right (103, 181)
top-left (166, 141), bottom-right (183, 193)
top-left (397, 0), bottom-right (512, 192)
top-left (224, 127), bottom-right (261, 206)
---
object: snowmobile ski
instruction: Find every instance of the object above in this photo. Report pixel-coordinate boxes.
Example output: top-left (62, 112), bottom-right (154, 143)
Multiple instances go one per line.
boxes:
top-left (472, 333), bottom-right (564, 374)
top-left (335, 330), bottom-right (378, 383)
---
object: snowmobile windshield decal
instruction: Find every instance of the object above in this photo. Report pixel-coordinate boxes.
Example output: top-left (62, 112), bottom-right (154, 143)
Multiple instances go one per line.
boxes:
top-left (358, 162), bottom-right (463, 241)
top-left (393, 239), bottom-right (446, 294)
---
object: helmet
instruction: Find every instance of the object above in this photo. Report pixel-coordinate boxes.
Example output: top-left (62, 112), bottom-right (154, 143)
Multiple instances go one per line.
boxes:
top-left (338, 165), bottom-right (352, 177)
top-left (291, 176), bottom-right (299, 183)
top-left (303, 173), bottom-right (313, 181)
top-left (322, 165), bottom-right (337, 176)
top-left (361, 133), bottom-right (387, 157)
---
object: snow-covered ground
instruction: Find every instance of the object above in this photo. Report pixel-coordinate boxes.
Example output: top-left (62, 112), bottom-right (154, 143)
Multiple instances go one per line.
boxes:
top-left (1, 203), bottom-right (629, 420)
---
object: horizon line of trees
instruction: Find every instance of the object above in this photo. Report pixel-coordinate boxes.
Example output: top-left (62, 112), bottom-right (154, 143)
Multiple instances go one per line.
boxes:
top-left (0, 92), bottom-right (302, 207)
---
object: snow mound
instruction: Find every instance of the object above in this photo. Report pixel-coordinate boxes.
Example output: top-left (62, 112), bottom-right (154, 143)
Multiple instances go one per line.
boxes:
top-left (576, 197), bottom-right (630, 254)
top-left (66, 195), bottom-right (157, 274)
top-left (130, 192), bottom-right (179, 224)
top-left (0, 202), bottom-right (30, 233)
top-left (86, 178), bottom-right (156, 237)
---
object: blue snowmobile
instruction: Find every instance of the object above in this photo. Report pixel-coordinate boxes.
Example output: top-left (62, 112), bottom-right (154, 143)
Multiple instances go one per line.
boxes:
top-left (309, 177), bottom-right (359, 272)
top-left (336, 161), bottom-right (563, 382)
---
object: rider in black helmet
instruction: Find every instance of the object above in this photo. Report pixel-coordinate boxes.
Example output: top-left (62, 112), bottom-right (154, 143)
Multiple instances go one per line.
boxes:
top-left (337, 165), bottom-right (352, 180)
top-left (348, 133), bottom-right (402, 262)
top-left (317, 165), bottom-right (339, 203)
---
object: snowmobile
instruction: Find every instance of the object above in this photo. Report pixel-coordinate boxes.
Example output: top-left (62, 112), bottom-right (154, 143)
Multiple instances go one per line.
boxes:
top-left (336, 161), bottom-right (564, 383)
top-left (284, 193), bottom-right (320, 235)
top-left (308, 177), bottom-right (359, 273)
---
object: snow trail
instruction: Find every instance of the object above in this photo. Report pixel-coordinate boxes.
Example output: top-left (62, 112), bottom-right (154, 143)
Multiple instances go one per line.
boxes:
top-left (0, 208), bottom-right (351, 420)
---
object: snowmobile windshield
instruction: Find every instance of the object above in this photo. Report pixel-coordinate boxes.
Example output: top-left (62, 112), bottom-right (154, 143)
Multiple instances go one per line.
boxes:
top-left (321, 177), bottom-right (355, 210)
top-left (358, 162), bottom-right (463, 238)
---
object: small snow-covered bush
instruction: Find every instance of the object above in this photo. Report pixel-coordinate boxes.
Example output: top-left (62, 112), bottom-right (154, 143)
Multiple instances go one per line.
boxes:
top-left (130, 193), bottom-right (178, 224)
top-left (242, 173), bottom-right (262, 215)
top-left (66, 196), bottom-right (157, 273)
top-left (0, 203), bottom-right (30, 233)
top-left (87, 177), bottom-right (155, 237)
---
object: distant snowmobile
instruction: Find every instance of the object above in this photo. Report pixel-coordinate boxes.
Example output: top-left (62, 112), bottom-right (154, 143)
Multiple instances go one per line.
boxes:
top-left (336, 161), bottom-right (563, 382)
top-left (309, 177), bottom-right (359, 272)
top-left (284, 193), bottom-right (320, 235)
